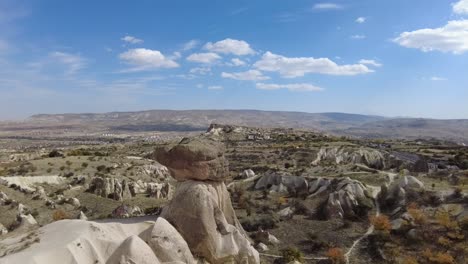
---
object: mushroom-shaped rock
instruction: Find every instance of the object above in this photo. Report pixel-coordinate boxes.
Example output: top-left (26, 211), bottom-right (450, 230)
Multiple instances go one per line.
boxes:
top-left (161, 180), bottom-right (259, 264)
top-left (139, 217), bottom-right (196, 263)
top-left (153, 137), bottom-right (229, 181)
top-left (106, 235), bottom-right (161, 264)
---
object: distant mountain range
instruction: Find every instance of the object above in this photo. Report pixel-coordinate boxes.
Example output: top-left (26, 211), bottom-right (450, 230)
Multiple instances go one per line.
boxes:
top-left (4, 110), bottom-right (468, 144)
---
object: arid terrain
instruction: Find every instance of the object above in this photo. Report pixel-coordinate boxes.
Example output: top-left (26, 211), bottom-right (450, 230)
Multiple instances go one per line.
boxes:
top-left (0, 117), bottom-right (467, 263)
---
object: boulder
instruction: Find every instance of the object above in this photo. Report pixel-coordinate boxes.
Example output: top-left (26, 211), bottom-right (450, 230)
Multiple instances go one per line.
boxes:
top-left (256, 243), bottom-right (269, 252)
top-left (111, 205), bottom-right (143, 218)
top-left (153, 137), bottom-right (229, 181)
top-left (65, 197), bottom-right (81, 207)
top-left (161, 180), bottom-right (259, 264)
top-left (16, 214), bottom-right (38, 230)
top-left (278, 207), bottom-right (294, 220)
top-left (253, 230), bottom-right (280, 245)
top-left (239, 169), bottom-right (256, 179)
top-left (78, 211), bottom-right (88, 220)
top-left (0, 223), bottom-right (8, 235)
top-left (32, 186), bottom-right (47, 200)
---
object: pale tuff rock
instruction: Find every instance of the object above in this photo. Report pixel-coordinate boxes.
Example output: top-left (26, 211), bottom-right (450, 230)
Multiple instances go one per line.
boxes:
top-left (239, 169), bottom-right (256, 179)
top-left (140, 217), bottom-right (196, 263)
top-left (277, 206), bottom-right (294, 220)
top-left (0, 223), bottom-right (8, 235)
top-left (111, 205), bottom-right (144, 218)
top-left (146, 182), bottom-right (172, 199)
top-left (312, 147), bottom-right (430, 172)
top-left (88, 177), bottom-right (172, 200)
top-left (153, 137), bottom-right (229, 181)
top-left (319, 177), bottom-right (374, 219)
top-left (378, 175), bottom-right (425, 213)
top-left (106, 235), bottom-right (162, 264)
top-left (139, 163), bottom-right (171, 180)
top-left (161, 180), bottom-right (259, 264)
top-left (254, 173), bottom-right (309, 195)
top-left (312, 146), bottom-right (386, 169)
top-left (16, 214), bottom-right (38, 231)
top-left (0, 218), bottom-right (198, 264)
top-left (0, 191), bottom-right (9, 205)
top-left (31, 186), bottom-right (47, 200)
top-left (253, 230), bottom-right (280, 245)
top-left (78, 211), bottom-right (88, 220)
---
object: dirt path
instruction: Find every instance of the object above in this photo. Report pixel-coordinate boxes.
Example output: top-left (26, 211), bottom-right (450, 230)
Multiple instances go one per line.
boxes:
top-left (343, 172), bottom-right (396, 264)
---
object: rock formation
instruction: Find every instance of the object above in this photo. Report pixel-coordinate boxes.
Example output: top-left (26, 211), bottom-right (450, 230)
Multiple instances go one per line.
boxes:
top-left (312, 146), bottom-right (431, 172)
top-left (378, 175), bottom-right (425, 214)
top-left (155, 136), bottom-right (260, 264)
top-left (0, 219), bottom-right (196, 264)
top-left (312, 146), bottom-right (386, 169)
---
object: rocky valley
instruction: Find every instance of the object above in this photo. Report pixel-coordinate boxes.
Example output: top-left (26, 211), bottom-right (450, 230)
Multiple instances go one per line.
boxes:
top-left (0, 122), bottom-right (466, 264)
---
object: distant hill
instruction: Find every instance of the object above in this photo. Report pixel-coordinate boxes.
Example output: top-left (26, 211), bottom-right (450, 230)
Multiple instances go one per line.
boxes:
top-left (4, 109), bottom-right (467, 144)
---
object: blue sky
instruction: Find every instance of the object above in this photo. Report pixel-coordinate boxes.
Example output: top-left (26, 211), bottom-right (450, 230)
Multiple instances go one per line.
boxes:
top-left (0, 0), bottom-right (467, 119)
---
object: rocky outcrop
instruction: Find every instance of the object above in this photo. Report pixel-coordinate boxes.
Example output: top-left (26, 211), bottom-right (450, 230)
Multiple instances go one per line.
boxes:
top-left (312, 147), bottom-right (386, 169)
top-left (309, 177), bottom-right (374, 219)
top-left (255, 173), bottom-right (309, 196)
top-left (238, 169), bottom-right (256, 179)
top-left (156, 136), bottom-right (260, 264)
top-left (153, 137), bottom-right (229, 181)
top-left (138, 163), bottom-right (171, 180)
top-left (378, 175), bottom-right (425, 213)
top-left (0, 191), bottom-right (10, 205)
top-left (87, 177), bottom-right (132, 201)
top-left (111, 205), bottom-right (143, 218)
top-left (312, 147), bottom-right (431, 172)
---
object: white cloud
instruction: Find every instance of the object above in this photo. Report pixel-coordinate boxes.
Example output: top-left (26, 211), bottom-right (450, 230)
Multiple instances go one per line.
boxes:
top-left (121, 35), bottom-right (143, 44)
top-left (231, 58), bottom-right (246, 66)
top-left (208, 85), bottom-right (223, 90)
top-left (186, 52), bottom-right (221, 63)
top-left (256, 83), bottom-right (324, 92)
top-left (356, 17), bottom-right (366, 23)
top-left (351, 34), bottom-right (366, 39)
top-left (358, 59), bottom-right (382, 67)
top-left (221, 70), bottom-right (269, 81)
top-left (453, 0), bottom-right (468, 15)
top-left (119, 48), bottom-right (179, 70)
top-left (313, 3), bottom-right (343, 10)
top-left (253, 51), bottom-right (373, 78)
top-left (430, 76), bottom-right (447, 81)
top-left (196, 84), bottom-right (204, 88)
top-left (204, 38), bottom-right (255, 56)
top-left (182, 39), bottom-right (199, 51)
top-left (49, 51), bottom-right (86, 74)
top-left (393, 20), bottom-right (468, 54)
top-left (190, 67), bottom-right (211, 75)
